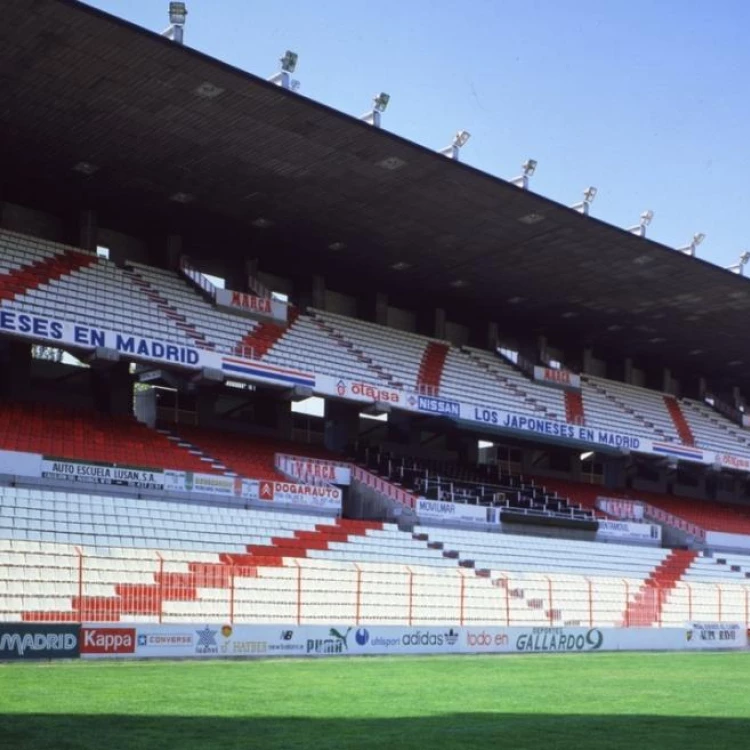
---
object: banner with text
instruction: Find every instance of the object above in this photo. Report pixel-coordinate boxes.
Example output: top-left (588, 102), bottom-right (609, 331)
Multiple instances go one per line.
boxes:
top-left (416, 497), bottom-right (499, 525)
top-left (596, 519), bottom-right (662, 543)
top-left (41, 457), bottom-right (165, 490)
top-left (533, 366), bottom-right (581, 391)
top-left (214, 288), bottom-right (287, 324)
top-left (76, 623), bottom-right (746, 661)
top-left (257, 480), bottom-right (342, 510)
top-left (275, 454), bottom-right (351, 485)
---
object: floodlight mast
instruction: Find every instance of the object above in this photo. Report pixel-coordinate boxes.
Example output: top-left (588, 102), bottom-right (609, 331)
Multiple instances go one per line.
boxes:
top-left (361, 93), bottom-right (390, 128)
top-left (628, 210), bottom-right (654, 237)
top-left (269, 51), bottom-right (300, 90)
top-left (726, 251), bottom-right (750, 275)
top-left (510, 159), bottom-right (537, 190)
top-left (678, 232), bottom-right (706, 256)
top-left (439, 130), bottom-right (471, 161)
top-left (162, 2), bottom-right (187, 44)
top-left (572, 186), bottom-right (597, 215)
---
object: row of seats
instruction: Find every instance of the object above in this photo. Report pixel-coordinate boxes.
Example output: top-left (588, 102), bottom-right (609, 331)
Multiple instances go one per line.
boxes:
top-left (3, 227), bottom-right (750, 459)
top-left (3, 485), bottom-right (747, 626)
top-left (0, 402), bottom-right (216, 474)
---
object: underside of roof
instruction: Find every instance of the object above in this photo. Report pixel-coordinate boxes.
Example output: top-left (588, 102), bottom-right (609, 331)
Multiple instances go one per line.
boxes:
top-left (1, 0), bottom-right (749, 391)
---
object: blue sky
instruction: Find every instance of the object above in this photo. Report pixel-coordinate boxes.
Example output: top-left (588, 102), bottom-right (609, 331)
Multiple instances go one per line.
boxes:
top-left (85, 0), bottom-right (750, 270)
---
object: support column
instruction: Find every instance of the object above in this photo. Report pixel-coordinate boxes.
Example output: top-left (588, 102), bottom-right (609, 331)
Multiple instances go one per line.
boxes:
top-left (324, 401), bottom-right (360, 453)
top-left (79, 209), bottom-right (97, 252)
top-left (90, 361), bottom-right (132, 416)
top-left (487, 322), bottom-right (499, 352)
top-left (434, 308), bottom-right (446, 340)
top-left (0, 340), bottom-right (32, 401)
top-left (165, 234), bottom-right (183, 271)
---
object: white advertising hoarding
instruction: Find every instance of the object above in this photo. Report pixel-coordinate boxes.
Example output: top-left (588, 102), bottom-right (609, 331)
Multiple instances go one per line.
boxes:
top-left (79, 623), bottom-right (745, 660)
top-left (597, 519), bottom-right (662, 543)
top-left (416, 498), bottom-right (499, 525)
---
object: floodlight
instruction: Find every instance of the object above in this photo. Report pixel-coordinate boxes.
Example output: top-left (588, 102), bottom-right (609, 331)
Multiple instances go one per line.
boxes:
top-left (580, 451), bottom-right (594, 461)
top-left (678, 232), bottom-right (706, 256)
top-left (361, 93), bottom-right (391, 128)
top-left (162, 2), bottom-right (187, 44)
top-left (280, 50), bottom-right (298, 74)
top-left (510, 158), bottom-right (538, 189)
top-left (439, 130), bottom-right (472, 160)
top-left (572, 186), bottom-right (598, 215)
top-left (269, 51), bottom-right (300, 90)
top-left (726, 251), bottom-right (750, 275)
top-left (628, 210), bottom-right (654, 237)
top-left (168, 2), bottom-right (187, 25)
top-left (453, 130), bottom-right (471, 148)
top-left (373, 92), bottom-right (390, 113)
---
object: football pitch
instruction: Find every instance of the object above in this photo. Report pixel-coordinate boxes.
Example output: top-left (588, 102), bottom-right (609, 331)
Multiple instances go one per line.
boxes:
top-left (1, 652), bottom-right (749, 750)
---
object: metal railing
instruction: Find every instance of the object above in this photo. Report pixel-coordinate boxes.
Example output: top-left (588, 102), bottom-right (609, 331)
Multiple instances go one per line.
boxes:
top-left (7, 551), bottom-right (750, 627)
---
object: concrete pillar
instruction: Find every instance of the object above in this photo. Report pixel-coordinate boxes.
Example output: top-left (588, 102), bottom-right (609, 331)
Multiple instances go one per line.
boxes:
top-left (434, 308), bottom-right (446, 340)
top-left (487, 322), bottom-right (499, 352)
top-left (165, 234), bottom-right (182, 271)
top-left (79, 209), bottom-right (97, 253)
top-left (582, 347), bottom-right (594, 374)
top-left (90, 361), bottom-right (132, 416)
top-left (374, 292), bottom-right (388, 326)
top-left (324, 401), bottom-right (360, 454)
top-left (602, 455), bottom-right (627, 491)
top-left (623, 357), bottom-right (634, 384)
top-left (0, 340), bottom-right (32, 401)
top-left (255, 394), bottom-right (293, 439)
top-left (311, 274), bottom-right (326, 310)
top-left (387, 411), bottom-right (418, 446)
top-left (662, 367), bottom-right (672, 395)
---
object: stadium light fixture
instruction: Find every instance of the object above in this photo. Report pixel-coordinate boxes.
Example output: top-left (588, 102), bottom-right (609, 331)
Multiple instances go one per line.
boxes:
top-left (510, 159), bottom-right (538, 190)
top-left (628, 209), bottom-right (654, 238)
top-left (726, 251), bottom-right (750, 275)
top-left (439, 130), bottom-right (471, 161)
top-left (269, 51), bottom-right (300, 91)
top-left (571, 186), bottom-right (598, 215)
top-left (678, 232), bottom-right (706, 256)
top-left (162, 2), bottom-right (187, 44)
top-left (361, 92), bottom-right (391, 128)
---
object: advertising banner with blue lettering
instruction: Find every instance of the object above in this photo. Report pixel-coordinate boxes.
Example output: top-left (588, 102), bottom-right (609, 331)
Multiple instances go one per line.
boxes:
top-left (77, 623), bottom-right (745, 661)
top-left (2, 306), bottom-right (748, 474)
top-left (460, 403), bottom-right (647, 452)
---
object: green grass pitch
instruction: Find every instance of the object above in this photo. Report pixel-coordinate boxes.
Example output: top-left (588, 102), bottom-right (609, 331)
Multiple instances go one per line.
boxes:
top-left (1, 652), bottom-right (749, 750)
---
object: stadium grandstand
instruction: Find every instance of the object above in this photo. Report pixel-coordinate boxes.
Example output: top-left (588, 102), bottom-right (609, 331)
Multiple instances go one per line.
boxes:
top-left (1, 0), bottom-right (750, 647)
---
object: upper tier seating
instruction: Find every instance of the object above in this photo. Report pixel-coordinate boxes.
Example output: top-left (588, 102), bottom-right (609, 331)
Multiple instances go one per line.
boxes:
top-left (586, 376), bottom-right (681, 442)
top-left (311, 309), bottom-right (434, 388)
top-left (0, 230), bottom-right (202, 347)
top-left (0, 402), bottom-right (218, 474)
top-left (680, 399), bottom-right (750, 457)
top-left (125, 262), bottom-right (261, 355)
top-left (3, 228), bottom-right (750, 460)
top-left (259, 313), bottom-right (385, 381)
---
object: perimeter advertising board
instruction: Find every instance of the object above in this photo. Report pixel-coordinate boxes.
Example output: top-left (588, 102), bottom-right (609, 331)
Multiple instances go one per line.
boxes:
top-left (76, 623), bottom-right (746, 661)
top-left (0, 623), bottom-right (80, 661)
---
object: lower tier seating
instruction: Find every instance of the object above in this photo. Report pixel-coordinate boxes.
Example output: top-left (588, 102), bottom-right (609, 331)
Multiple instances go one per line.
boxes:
top-left (1, 486), bottom-right (746, 627)
top-left (0, 401), bottom-right (217, 474)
